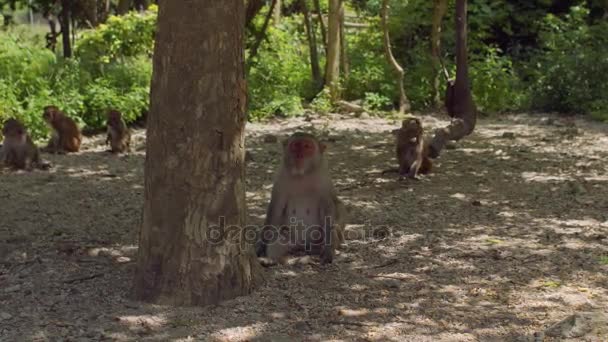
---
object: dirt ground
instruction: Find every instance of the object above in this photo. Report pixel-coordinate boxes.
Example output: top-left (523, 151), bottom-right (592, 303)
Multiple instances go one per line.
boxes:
top-left (1, 112), bottom-right (607, 342)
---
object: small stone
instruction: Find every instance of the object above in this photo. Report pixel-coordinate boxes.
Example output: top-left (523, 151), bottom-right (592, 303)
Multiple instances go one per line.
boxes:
top-left (501, 132), bottom-right (515, 139)
top-left (0, 312), bottom-right (12, 320)
top-left (293, 321), bottom-right (309, 331)
top-left (471, 200), bottom-right (482, 206)
top-left (358, 112), bottom-right (371, 119)
top-left (383, 279), bottom-right (401, 289)
top-left (263, 134), bottom-right (278, 143)
top-left (115, 256), bottom-right (131, 264)
top-left (4, 285), bottom-right (20, 293)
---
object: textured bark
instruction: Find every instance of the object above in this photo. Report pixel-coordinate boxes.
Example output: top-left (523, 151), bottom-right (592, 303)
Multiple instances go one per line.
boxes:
top-left (59, 0), bottom-right (72, 58)
top-left (430, 0), bottom-right (448, 107)
top-left (133, 0), bottom-right (263, 306)
top-left (303, 0), bottom-right (323, 92)
top-left (326, 0), bottom-right (342, 102)
top-left (428, 0), bottom-right (477, 159)
top-left (380, 0), bottom-right (410, 114)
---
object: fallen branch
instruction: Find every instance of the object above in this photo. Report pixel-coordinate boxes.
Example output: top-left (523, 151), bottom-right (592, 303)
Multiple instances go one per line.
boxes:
top-left (328, 320), bottom-right (373, 327)
top-left (63, 272), bottom-right (105, 284)
top-left (337, 100), bottom-right (365, 113)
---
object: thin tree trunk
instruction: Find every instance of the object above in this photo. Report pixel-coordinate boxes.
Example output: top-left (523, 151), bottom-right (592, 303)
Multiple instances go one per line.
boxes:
top-left (325, 0), bottom-right (342, 102)
top-left (245, 0), bottom-right (264, 29)
top-left (431, 0), bottom-right (448, 108)
top-left (273, 0), bottom-right (281, 24)
top-left (303, 0), bottom-right (323, 92)
top-left (248, 0), bottom-right (277, 65)
top-left (133, 0), bottom-right (263, 306)
top-left (59, 0), bottom-right (72, 58)
top-left (134, 0), bottom-right (149, 11)
top-left (313, 0), bottom-right (327, 52)
top-left (380, 0), bottom-right (409, 114)
top-left (428, 0), bottom-right (477, 158)
top-left (339, 5), bottom-right (349, 80)
top-left (117, 0), bottom-right (131, 14)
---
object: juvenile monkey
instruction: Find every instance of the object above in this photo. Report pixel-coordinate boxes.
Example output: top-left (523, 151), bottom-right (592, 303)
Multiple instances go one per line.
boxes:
top-left (256, 132), bottom-right (346, 265)
top-left (105, 109), bottom-right (131, 153)
top-left (41, 105), bottom-right (82, 153)
top-left (1, 119), bottom-right (49, 171)
top-left (394, 117), bottom-right (432, 179)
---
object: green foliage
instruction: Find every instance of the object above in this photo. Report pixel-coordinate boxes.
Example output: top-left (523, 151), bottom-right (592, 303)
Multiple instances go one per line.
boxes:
top-left (247, 14), bottom-right (309, 119)
top-left (469, 46), bottom-right (529, 113)
top-left (310, 88), bottom-right (334, 114)
top-left (363, 92), bottom-right (391, 111)
top-left (530, 6), bottom-right (608, 117)
top-left (76, 6), bottom-right (157, 74)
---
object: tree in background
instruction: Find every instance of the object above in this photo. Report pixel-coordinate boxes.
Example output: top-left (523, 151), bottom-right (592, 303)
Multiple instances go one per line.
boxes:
top-left (133, 0), bottom-right (263, 306)
top-left (429, 0), bottom-right (477, 158)
top-left (430, 0), bottom-right (448, 108)
top-left (380, 0), bottom-right (410, 114)
top-left (326, 0), bottom-right (342, 102)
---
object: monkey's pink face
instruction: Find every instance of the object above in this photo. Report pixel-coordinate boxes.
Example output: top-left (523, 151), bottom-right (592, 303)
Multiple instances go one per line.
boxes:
top-left (287, 138), bottom-right (319, 175)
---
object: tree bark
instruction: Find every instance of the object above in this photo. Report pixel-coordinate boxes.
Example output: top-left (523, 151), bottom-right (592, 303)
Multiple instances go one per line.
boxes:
top-left (428, 0), bottom-right (477, 158)
top-left (380, 0), bottom-right (410, 114)
top-left (117, 0), bottom-right (131, 14)
top-left (339, 5), bottom-right (349, 80)
top-left (325, 0), bottom-right (342, 102)
top-left (59, 0), bottom-right (72, 58)
top-left (302, 0), bottom-right (323, 92)
top-left (430, 0), bottom-right (448, 108)
top-left (133, 0), bottom-right (263, 306)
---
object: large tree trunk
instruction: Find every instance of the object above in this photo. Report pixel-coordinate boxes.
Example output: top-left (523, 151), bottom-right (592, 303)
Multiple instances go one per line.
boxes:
top-left (430, 0), bottom-right (448, 108)
top-left (380, 0), bottom-right (410, 114)
top-left (302, 0), bottom-right (323, 93)
top-left (428, 0), bottom-right (477, 158)
top-left (133, 0), bottom-right (263, 306)
top-left (59, 0), bottom-right (72, 58)
top-left (325, 0), bottom-right (342, 102)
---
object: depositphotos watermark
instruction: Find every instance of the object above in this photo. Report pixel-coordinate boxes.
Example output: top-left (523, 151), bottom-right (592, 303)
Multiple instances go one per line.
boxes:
top-left (206, 216), bottom-right (392, 245)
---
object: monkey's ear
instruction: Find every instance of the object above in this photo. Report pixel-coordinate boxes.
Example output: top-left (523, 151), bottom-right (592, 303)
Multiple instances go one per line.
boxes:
top-left (319, 142), bottom-right (326, 153)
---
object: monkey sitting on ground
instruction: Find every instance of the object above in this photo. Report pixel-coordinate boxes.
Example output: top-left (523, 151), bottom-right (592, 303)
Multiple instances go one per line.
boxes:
top-left (255, 132), bottom-right (346, 265)
top-left (41, 105), bottom-right (82, 153)
top-left (1, 119), bottom-right (50, 171)
top-left (105, 109), bottom-right (131, 153)
top-left (383, 117), bottom-right (432, 179)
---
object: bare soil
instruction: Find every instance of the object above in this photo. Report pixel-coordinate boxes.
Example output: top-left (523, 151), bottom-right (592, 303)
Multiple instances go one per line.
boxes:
top-left (1, 113), bottom-right (607, 341)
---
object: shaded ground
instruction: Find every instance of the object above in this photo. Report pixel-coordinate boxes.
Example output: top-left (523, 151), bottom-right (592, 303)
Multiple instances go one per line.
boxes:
top-left (1, 113), bottom-right (607, 341)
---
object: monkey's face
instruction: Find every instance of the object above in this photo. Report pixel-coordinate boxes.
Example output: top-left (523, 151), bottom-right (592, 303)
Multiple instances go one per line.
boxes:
top-left (2, 120), bottom-right (27, 144)
top-left (42, 109), bottom-right (56, 125)
top-left (284, 138), bottom-right (323, 176)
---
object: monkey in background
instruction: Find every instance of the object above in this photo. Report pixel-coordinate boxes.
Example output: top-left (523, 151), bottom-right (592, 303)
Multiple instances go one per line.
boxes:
top-left (1, 118), bottom-right (50, 171)
top-left (256, 132), bottom-right (346, 265)
top-left (384, 117), bottom-right (432, 179)
top-left (41, 105), bottom-right (82, 153)
top-left (105, 109), bottom-right (131, 153)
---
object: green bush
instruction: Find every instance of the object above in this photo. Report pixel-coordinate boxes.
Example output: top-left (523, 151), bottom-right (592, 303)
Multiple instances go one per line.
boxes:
top-left (529, 6), bottom-right (608, 117)
top-left (247, 14), bottom-right (309, 119)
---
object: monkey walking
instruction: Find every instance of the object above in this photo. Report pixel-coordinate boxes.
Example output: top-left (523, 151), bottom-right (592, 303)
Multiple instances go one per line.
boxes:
top-left (41, 105), bottom-right (82, 154)
top-left (383, 117), bottom-right (432, 179)
top-left (105, 109), bottom-right (131, 153)
top-left (256, 132), bottom-right (346, 265)
top-left (1, 119), bottom-right (50, 171)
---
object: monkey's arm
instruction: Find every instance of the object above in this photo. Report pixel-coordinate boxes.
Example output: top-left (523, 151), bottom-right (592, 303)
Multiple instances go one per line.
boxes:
top-left (256, 182), bottom-right (288, 257)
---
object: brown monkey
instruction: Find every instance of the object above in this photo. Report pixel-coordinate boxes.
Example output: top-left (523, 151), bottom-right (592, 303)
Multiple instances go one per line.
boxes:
top-left (105, 110), bottom-right (131, 153)
top-left (41, 105), bottom-right (82, 153)
top-left (1, 119), bottom-right (50, 171)
top-left (256, 132), bottom-right (346, 265)
top-left (394, 117), bottom-right (432, 179)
